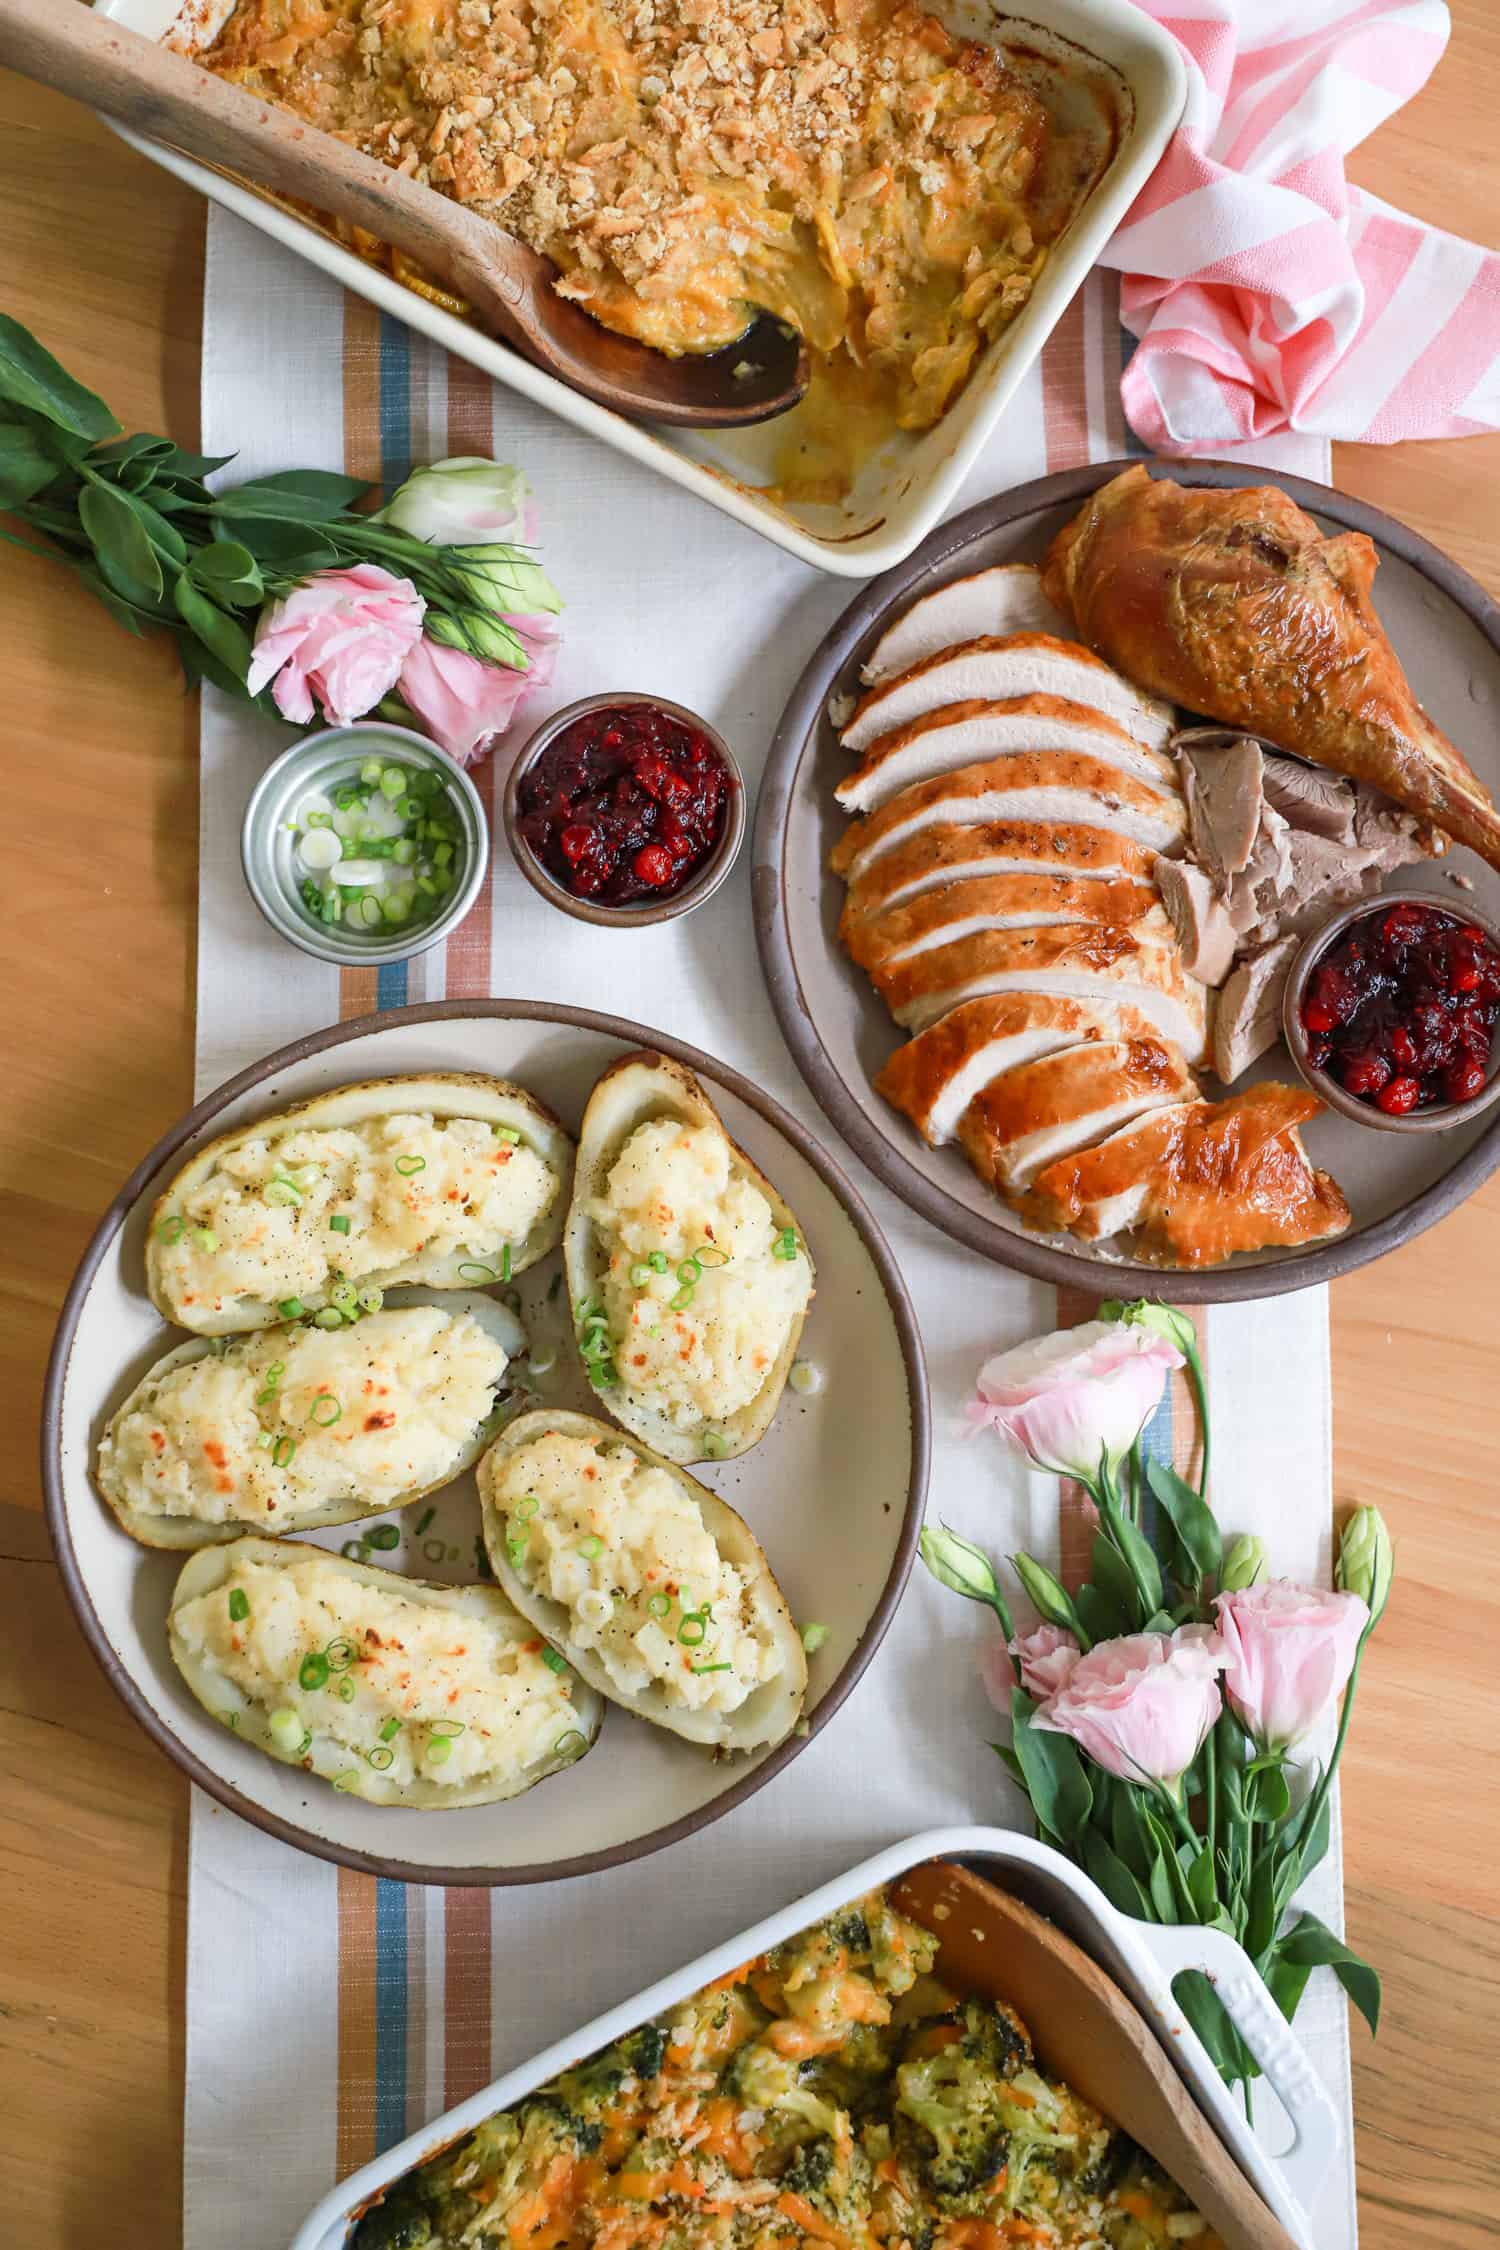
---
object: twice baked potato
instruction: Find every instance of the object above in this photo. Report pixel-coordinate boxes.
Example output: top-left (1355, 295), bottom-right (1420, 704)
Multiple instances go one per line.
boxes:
top-left (478, 1409), bottom-right (806, 1752)
top-left (147, 1072), bottom-right (574, 1335)
top-left (169, 1535), bottom-right (603, 1808)
top-left (97, 1291), bottom-right (522, 1548)
top-left (563, 1054), bottom-right (814, 1463)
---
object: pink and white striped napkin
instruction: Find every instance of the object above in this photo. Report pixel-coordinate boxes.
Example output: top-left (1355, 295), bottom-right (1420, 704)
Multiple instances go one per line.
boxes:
top-left (1105, 0), bottom-right (1500, 452)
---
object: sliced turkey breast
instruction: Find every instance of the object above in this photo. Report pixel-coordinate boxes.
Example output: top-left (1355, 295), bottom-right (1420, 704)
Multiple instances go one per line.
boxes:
top-left (843, 637), bottom-right (1177, 757)
top-left (956, 1037), bottom-right (1198, 1195)
top-left (872, 925), bottom-right (1209, 1061)
top-left (860, 564), bottom-right (1065, 684)
top-left (829, 752), bottom-right (1189, 882)
top-left (1021, 1083), bottom-right (1350, 1264)
top-left (836, 696), bottom-right (1180, 815)
top-left (844, 874), bottom-right (1166, 973)
top-left (876, 994), bottom-right (1176, 1146)
top-left (839, 821), bottom-right (1159, 927)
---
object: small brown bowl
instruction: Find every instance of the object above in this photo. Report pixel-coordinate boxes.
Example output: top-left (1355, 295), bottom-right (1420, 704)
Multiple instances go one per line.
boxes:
top-left (1282, 893), bottom-right (1500, 1133)
top-left (502, 692), bottom-right (746, 928)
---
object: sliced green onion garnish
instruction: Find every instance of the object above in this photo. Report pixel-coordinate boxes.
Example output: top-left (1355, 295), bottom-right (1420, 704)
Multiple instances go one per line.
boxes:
top-left (773, 1228), bottom-right (799, 1261)
top-left (156, 1214), bottom-right (186, 1244)
top-left (332, 1770), bottom-right (360, 1791)
top-left (677, 1612), bottom-right (708, 1647)
top-left (689, 1661), bottom-right (733, 1675)
top-left (515, 1494), bottom-right (539, 1520)
top-left (540, 1648), bottom-right (569, 1676)
top-left (366, 1523), bottom-right (400, 1551)
top-left (192, 1227), bottom-right (219, 1252)
top-left (264, 1179), bottom-right (301, 1208)
top-left (299, 1652), bottom-right (330, 1692)
top-left (501, 1244), bottom-right (512, 1283)
top-left (277, 1298), bottom-right (305, 1320)
top-left (458, 1261), bottom-right (497, 1283)
top-left (423, 1538), bottom-right (445, 1564)
top-left (677, 1256), bottom-right (702, 1285)
top-left (313, 1308), bottom-right (345, 1330)
top-left (426, 1737), bottom-right (454, 1766)
top-left (648, 1251), bottom-right (669, 1274)
top-left (336, 1678), bottom-right (356, 1704)
top-left (227, 1588), bottom-right (249, 1623)
top-left (379, 1717), bottom-right (402, 1743)
top-left (308, 1393), bottom-right (342, 1426)
top-left (328, 1214), bottom-right (352, 1234)
top-left (702, 1431), bottom-right (729, 1460)
top-left (265, 1360), bottom-right (285, 1384)
top-left (493, 1124), bottom-right (521, 1145)
top-left (379, 767), bottom-right (406, 800)
top-left (399, 796), bottom-right (422, 821)
top-left (341, 1540), bottom-right (370, 1562)
top-left (367, 1745), bottom-right (395, 1770)
top-left (630, 1263), bottom-right (654, 1288)
top-left (669, 1284), bottom-right (695, 1312)
top-left (268, 1707), bottom-right (303, 1754)
top-left (507, 1538), bottom-right (526, 1567)
top-left (647, 1592), bottom-right (672, 1618)
top-left (578, 1535), bottom-right (604, 1560)
top-left (789, 1360), bottom-right (822, 1397)
top-left (695, 1244), bottom-right (730, 1268)
top-left (330, 1279), bottom-right (358, 1313)
top-left (430, 1719), bottom-right (466, 1738)
top-left (256, 1431), bottom-right (273, 1451)
top-left (272, 1436), bottom-right (296, 1468)
top-left (394, 1154), bottom-right (425, 1177)
top-left (356, 1286), bottom-right (384, 1315)
top-left (360, 758), bottom-right (384, 785)
top-left (553, 1729), bottom-right (587, 1764)
top-left (325, 1636), bottom-right (357, 1671)
top-left (415, 1507), bottom-right (435, 1536)
top-left (801, 1622), bottom-right (831, 1654)
top-left (392, 838), bottom-right (417, 868)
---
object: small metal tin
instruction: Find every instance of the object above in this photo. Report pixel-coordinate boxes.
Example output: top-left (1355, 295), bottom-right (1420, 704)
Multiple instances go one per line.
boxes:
top-left (241, 723), bottom-right (489, 966)
top-left (502, 693), bottom-right (746, 928)
top-left (1283, 893), bottom-right (1500, 1134)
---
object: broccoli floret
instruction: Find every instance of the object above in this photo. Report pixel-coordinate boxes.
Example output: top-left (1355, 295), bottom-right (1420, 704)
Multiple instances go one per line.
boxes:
top-left (832, 1909), bottom-right (872, 1954)
top-left (552, 2022), bottom-right (667, 2118)
top-left (778, 2129), bottom-right (876, 2235)
top-left (1079, 2128), bottom-right (1139, 2200)
top-left (727, 2040), bottom-right (845, 2142)
top-left (350, 2183), bottom-right (435, 2250)
top-left (957, 1997), bottom-right (1031, 2077)
top-left (780, 2134), bottom-right (836, 2200)
top-left (800, 2022), bottom-right (897, 2116)
top-left (894, 2013), bottom-right (1018, 2200)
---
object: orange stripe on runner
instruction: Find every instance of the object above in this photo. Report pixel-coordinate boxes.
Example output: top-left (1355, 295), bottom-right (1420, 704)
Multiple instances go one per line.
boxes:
top-left (337, 1866), bottom-right (379, 2178)
top-left (1170, 1308), bottom-right (1208, 1491)
top-left (444, 1887), bottom-right (493, 2108)
top-left (340, 297), bottom-right (387, 1026)
top-left (1039, 287), bottom-right (1089, 475)
top-left (443, 354), bottom-right (499, 1000)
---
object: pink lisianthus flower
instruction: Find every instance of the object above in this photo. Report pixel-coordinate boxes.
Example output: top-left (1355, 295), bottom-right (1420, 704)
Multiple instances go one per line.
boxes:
top-left (967, 1319), bottom-right (1184, 1486)
top-left (1214, 1580), bottom-right (1368, 1753)
top-left (247, 564), bottom-right (425, 726)
top-left (398, 616), bottom-right (560, 766)
top-left (1032, 1625), bottom-right (1224, 1790)
top-left (1008, 1622), bottom-right (1082, 1705)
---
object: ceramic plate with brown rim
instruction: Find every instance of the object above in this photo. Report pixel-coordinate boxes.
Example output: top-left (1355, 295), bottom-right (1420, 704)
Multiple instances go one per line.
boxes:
top-left (754, 458), bottom-right (1500, 1302)
top-left (43, 1001), bottom-right (926, 1885)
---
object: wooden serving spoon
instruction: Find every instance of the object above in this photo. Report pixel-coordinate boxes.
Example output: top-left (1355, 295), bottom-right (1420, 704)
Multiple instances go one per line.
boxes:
top-left (892, 1860), bottom-right (1301, 2250)
top-left (0, 0), bottom-right (809, 429)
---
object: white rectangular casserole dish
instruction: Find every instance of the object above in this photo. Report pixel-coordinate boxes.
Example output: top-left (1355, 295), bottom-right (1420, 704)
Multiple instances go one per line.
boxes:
top-left (91, 0), bottom-right (1183, 578)
top-left (288, 1824), bottom-right (1340, 2250)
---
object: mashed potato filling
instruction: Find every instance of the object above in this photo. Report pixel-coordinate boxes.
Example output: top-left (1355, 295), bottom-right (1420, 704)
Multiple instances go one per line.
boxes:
top-left (157, 1113), bottom-right (558, 1317)
top-left (99, 1307), bottom-right (507, 1528)
top-left (493, 1429), bottom-right (779, 1713)
top-left (174, 1549), bottom-right (582, 1790)
top-left (587, 1122), bottom-right (812, 1432)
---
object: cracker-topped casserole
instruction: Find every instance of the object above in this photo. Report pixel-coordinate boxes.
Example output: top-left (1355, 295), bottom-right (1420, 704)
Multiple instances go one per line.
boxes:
top-left (191, 0), bottom-right (1113, 488)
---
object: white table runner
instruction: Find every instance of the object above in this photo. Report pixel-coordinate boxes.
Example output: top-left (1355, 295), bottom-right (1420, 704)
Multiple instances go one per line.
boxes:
top-left (185, 204), bottom-right (1355, 2250)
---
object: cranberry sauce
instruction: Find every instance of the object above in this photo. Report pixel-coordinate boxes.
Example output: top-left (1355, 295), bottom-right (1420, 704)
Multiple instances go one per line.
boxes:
top-left (1300, 901), bottom-right (1500, 1115)
top-left (515, 702), bottom-right (732, 906)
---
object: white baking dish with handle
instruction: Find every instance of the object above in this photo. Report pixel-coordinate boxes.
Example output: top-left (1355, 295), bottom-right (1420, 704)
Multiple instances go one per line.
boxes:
top-left (88, 0), bottom-right (1183, 579)
top-left (287, 1823), bottom-right (1340, 2250)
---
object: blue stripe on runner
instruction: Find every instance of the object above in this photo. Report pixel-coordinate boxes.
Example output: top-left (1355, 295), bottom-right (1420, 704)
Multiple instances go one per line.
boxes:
top-left (377, 957), bottom-right (410, 1010)
top-left (1136, 1379), bottom-right (1172, 1557)
top-left (378, 315), bottom-right (414, 496)
top-left (373, 1878), bottom-right (409, 2153)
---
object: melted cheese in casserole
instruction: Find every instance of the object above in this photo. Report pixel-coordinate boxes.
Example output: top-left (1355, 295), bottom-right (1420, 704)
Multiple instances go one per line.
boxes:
top-left (155, 1111), bottom-right (558, 1319)
top-left (194, 0), bottom-right (1092, 484)
top-left (174, 1548), bottom-right (581, 1789)
top-left (489, 1427), bottom-right (780, 1710)
top-left (587, 1120), bottom-right (811, 1432)
top-left (99, 1306), bottom-right (507, 1527)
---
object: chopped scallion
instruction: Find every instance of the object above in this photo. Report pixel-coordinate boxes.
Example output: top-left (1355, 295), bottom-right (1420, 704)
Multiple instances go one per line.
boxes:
top-left (648, 1251), bottom-right (669, 1274)
top-left (356, 1286), bottom-right (384, 1315)
top-left (772, 1229), bottom-right (800, 1261)
top-left (515, 1495), bottom-right (539, 1520)
top-left (647, 1592), bottom-right (672, 1618)
top-left (379, 1717), bottom-right (402, 1742)
top-left (325, 1636), bottom-right (357, 1671)
top-left (430, 1719), bottom-right (466, 1738)
top-left (689, 1661), bottom-right (733, 1675)
top-left (801, 1622), bottom-right (831, 1655)
top-left (702, 1431), bottom-right (729, 1460)
top-left (192, 1227), bottom-right (219, 1252)
top-left (272, 1435), bottom-right (296, 1468)
top-left (367, 1745), bottom-right (395, 1771)
top-left (553, 1729), bottom-right (588, 1764)
top-left (227, 1588), bottom-right (249, 1623)
top-left (328, 1213), bottom-right (352, 1235)
top-left (341, 1540), bottom-right (370, 1562)
top-left (313, 1307), bottom-right (345, 1330)
top-left (268, 1707), bottom-right (303, 1754)
top-left (493, 1124), bottom-right (521, 1145)
top-left (308, 1393), bottom-right (342, 1426)
top-left (156, 1214), bottom-right (186, 1245)
top-left (366, 1523), bottom-right (400, 1551)
top-left (299, 1652), bottom-right (330, 1692)
top-left (578, 1535), bottom-right (604, 1560)
top-left (394, 1154), bottom-right (425, 1177)
top-left (501, 1244), bottom-right (512, 1283)
top-left (540, 1647), bottom-right (569, 1675)
top-left (423, 1538), bottom-right (446, 1564)
top-left (415, 1507), bottom-right (435, 1537)
top-left (277, 1298), bottom-right (305, 1321)
top-left (426, 1736), bottom-right (454, 1766)
top-left (458, 1261), bottom-right (497, 1283)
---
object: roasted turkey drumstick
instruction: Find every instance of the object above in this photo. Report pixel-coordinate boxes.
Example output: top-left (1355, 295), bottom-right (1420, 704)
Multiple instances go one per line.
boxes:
top-left (1041, 464), bottom-right (1500, 871)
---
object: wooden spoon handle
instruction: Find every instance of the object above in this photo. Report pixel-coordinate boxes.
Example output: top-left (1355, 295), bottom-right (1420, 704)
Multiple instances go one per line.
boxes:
top-left (0, 0), bottom-right (534, 340)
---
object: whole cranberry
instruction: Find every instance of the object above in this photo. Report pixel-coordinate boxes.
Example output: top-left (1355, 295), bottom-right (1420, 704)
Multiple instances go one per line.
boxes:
top-left (1376, 1075), bottom-right (1422, 1116)
top-left (1445, 1058), bottom-right (1488, 1104)
top-left (1340, 1050), bottom-right (1391, 1098)
top-left (633, 843), bottom-right (675, 887)
top-left (1389, 1026), bottom-right (1419, 1072)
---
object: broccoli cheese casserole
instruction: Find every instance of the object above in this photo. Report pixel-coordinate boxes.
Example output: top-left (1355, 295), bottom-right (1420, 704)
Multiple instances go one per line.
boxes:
top-left (191, 0), bottom-right (1114, 489)
top-left (348, 1886), bottom-right (1221, 2250)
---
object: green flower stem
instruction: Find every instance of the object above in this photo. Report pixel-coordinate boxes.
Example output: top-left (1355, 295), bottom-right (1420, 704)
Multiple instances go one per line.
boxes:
top-left (1292, 1635), bottom-right (1367, 1857)
top-left (1180, 1336), bottom-right (1210, 1497)
top-left (1204, 1725), bottom-right (1217, 1871)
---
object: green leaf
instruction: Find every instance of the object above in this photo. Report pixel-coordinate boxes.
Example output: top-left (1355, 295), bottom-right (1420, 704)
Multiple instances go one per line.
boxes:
top-left (1248, 1764), bottom-right (1292, 1824)
top-left (1082, 1826), bottom-right (1152, 1920)
top-left (1276, 1913), bottom-right (1381, 2039)
top-left (0, 420), bottom-right (62, 507)
top-left (989, 1742), bottom-right (1026, 1793)
top-left (177, 630), bottom-right (259, 704)
top-left (1110, 1781), bottom-right (1158, 1885)
top-left (190, 538), bottom-right (264, 607)
top-left (114, 485), bottom-right (189, 567)
top-left (217, 512), bottom-right (339, 572)
top-left (157, 447), bottom-right (236, 482)
top-left (212, 468), bottom-right (369, 521)
top-left (79, 479), bottom-right (162, 605)
top-left (173, 575), bottom-right (255, 686)
top-left (1011, 1688), bottom-right (1092, 1846)
top-left (1172, 1970), bottom-right (1258, 2090)
top-left (1106, 1503), bottom-right (1164, 1619)
top-left (0, 316), bottom-right (120, 440)
top-left (1073, 1581), bottom-right (1127, 1645)
top-left (73, 561), bottom-right (155, 637)
top-left (1088, 1533), bottom-right (1144, 1632)
top-left (1145, 1458), bottom-right (1223, 1586)
top-left (1266, 1951), bottom-right (1316, 2026)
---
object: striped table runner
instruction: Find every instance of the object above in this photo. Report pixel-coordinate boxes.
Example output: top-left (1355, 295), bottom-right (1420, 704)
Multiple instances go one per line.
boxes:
top-left (186, 209), bottom-right (1355, 2250)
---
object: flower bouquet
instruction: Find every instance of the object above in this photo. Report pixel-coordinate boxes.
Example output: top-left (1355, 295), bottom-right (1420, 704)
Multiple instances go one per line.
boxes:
top-left (922, 1302), bottom-right (1390, 2097)
top-left (0, 315), bottom-right (561, 764)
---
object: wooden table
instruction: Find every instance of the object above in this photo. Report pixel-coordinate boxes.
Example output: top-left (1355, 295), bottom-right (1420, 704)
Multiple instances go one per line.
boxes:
top-left (3, 11), bottom-right (1498, 2243)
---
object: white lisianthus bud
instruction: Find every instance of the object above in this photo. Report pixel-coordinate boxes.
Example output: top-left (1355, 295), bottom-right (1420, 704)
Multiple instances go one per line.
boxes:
top-left (1219, 1534), bottom-right (1268, 1592)
top-left (1336, 1506), bottom-right (1394, 1629)
top-left (383, 456), bottom-right (532, 544)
